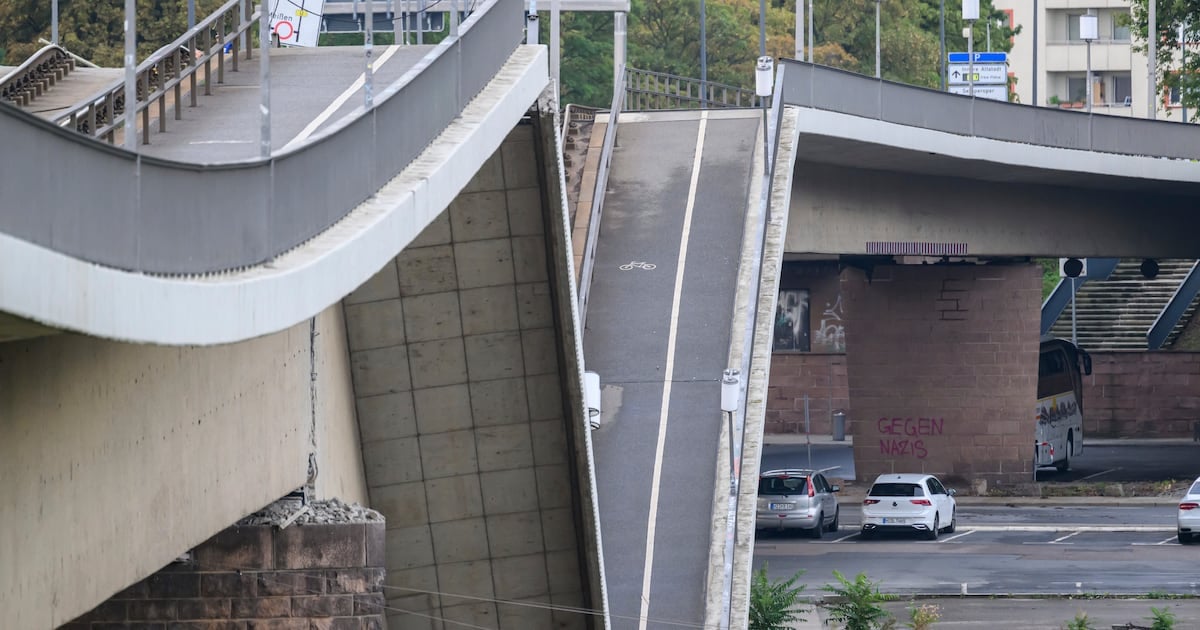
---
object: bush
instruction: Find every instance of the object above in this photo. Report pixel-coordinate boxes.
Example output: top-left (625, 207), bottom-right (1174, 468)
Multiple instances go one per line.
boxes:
top-left (749, 565), bottom-right (807, 630)
top-left (1063, 610), bottom-right (1094, 630)
top-left (1149, 606), bottom-right (1176, 630)
top-left (820, 571), bottom-right (894, 630)
top-left (906, 603), bottom-right (940, 630)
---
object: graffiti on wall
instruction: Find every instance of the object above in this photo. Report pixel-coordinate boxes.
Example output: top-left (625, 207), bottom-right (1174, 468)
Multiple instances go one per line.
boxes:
top-left (878, 416), bottom-right (944, 459)
top-left (815, 296), bottom-right (845, 352)
top-left (774, 289), bottom-right (811, 351)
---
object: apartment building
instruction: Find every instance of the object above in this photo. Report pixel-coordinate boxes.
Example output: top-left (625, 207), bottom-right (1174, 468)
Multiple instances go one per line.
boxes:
top-left (994, 0), bottom-right (1183, 119)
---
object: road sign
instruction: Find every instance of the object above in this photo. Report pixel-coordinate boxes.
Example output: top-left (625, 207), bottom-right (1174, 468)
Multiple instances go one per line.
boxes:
top-left (948, 84), bottom-right (1008, 101)
top-left (270, 0), bottom-right (323, 47)
top-left (947, 51), bottom-right (1007, 64)
top-left (948, 63), bottom-right (1007, 85)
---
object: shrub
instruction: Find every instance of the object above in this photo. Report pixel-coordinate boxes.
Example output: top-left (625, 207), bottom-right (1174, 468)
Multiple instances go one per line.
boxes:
top-left (820, 571), bottom-right (894, 630)
top-left (906, 603), bottom-right (941, 630)
top-left (749, 565), bottom-right (807, 630)
top-left (1063, 610), bottom-right (1094, 630)
top-left (1149, 606), bottom-right (1176, 630)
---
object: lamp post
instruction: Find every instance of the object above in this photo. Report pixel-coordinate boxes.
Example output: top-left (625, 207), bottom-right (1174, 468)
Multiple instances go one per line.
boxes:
top-left (1149, 0), bottom-right (1157, 119)
top-left (874, 0), bottom-right (881, 78)
top-left (964, 0), bottom-right (978, 98)
top-left (701, 0), bottom-right (707, 107)
top-left (721, 369), bottom-right (741, 494)
top-left (939, 0), bottom-right (945, 89)
top-left (1080, 12), bottom-right (1097, 114)
top-left (756, 56), bottom-right (774, 163)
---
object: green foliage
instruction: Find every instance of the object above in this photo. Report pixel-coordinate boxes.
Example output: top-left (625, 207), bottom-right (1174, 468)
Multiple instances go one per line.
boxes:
top-left (0, 0), bottom-right (228, 66)
top-left (749, 565), bottom-right (807, 630)
top-left (821, 571), bottom-right (894, 630)
top-left (1062, 610), bottom-right (1095, 630)
top-left (1038, 258), bottom-right (1060, 301)
top-left (1126, 0), bottom-right (1199, 120)
top-left (905, 602), bottom-right (940, 630)
top-left (1149, 606), bottom-right (1176, 630)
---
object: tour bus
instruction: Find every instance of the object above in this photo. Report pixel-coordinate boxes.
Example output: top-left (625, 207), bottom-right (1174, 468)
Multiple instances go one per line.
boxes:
top-left (1035, 337), bottom-right (1092, 472)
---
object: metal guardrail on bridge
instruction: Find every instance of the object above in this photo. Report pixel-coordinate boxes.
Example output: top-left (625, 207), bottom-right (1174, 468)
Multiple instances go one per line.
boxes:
top-left (624, 66), bottom-right (763, 111)
top-left (0, 44), bottom-right (76, 107)
top-left (0, 0), bottom-right (525, 275)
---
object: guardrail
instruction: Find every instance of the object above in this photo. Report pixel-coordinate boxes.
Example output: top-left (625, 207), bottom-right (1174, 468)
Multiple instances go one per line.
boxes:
top-left (1148, 260), bottom-right (1200, 349)
top-left (53, 0), bottom-right (254, 143)
top-left (576, 66), bottom-right (624, 329)
top-left (1040, 258), bottom-right (1119, 336)
top-left (0, 0), bottom-right (526, 275)
top-left (0, 44), bottom-right (76, 107)
top-left (778, 60), bottom-right (1200, 160)
top-left (624, 66), bottom-right (762, 111)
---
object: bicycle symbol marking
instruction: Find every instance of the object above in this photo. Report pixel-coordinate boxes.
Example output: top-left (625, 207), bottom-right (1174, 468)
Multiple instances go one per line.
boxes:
top-left (619, 261), bottom-right (657, 271)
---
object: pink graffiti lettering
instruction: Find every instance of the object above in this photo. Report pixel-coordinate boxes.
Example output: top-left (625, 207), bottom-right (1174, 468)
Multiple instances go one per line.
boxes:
top-left (877, 417), bottom-right (944, 436)
top-left (879, 439), bottom-right (928, 459)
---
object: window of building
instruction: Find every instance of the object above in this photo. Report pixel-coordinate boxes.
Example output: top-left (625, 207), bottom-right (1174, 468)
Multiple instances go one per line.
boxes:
top-left (1112, 20), bottom-right (1131, 41)
top-left (1170, 84), bottom-right (1182, 106)
top-left (1113, 74), bottom-right (1132, 105)
top-left (1067, 77), bottom-right (1087, 102)
top-left (1068, 14), bottom-right (1084, 41)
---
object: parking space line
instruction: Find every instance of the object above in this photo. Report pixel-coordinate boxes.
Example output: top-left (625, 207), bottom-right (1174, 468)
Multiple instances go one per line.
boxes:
top-left (1051, 531), bottom-right (1081, 543)
top-left (1132, 536), bottom-right (1181, 546)
top-left (820, 533), bottom-right (858, 543)
top-left (939, 530), bottom-right (977, 542)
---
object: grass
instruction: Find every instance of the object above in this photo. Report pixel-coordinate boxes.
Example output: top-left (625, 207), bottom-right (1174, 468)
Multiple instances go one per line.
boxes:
top-left (984, 479), bottom-right (1189, 498)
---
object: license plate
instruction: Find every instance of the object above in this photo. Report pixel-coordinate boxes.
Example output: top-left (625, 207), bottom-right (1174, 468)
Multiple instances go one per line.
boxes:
top-left (769, 503), bottom-right (795, 510)
top-left (882, 517), bottom-right (907, 524)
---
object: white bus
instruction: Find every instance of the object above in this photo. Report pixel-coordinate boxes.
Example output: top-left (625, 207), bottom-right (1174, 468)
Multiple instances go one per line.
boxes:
top-left (1035, 337), bottom-right (1092, 472)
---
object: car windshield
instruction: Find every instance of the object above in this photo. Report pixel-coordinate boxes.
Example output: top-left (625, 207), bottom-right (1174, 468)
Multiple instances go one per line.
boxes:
top-left (759, 476), bottom-right (809, 496)
top-left (869, 482), bottom-right (923, 497)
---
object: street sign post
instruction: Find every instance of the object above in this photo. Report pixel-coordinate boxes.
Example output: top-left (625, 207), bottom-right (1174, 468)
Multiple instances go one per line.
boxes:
top-left (947, 51), bottom-right (1008, 101)
top-left (947, 63), bottom-right (1006, 85)
top-left (948, 84), bottom-right (1007, 100)
top-left (269, 0), bottom-right (323, 47)
top-left (948, 51), bottom-right (1007, 64)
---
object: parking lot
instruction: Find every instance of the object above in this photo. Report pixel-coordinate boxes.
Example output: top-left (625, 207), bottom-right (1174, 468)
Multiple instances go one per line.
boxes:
top-left (757, 525), bottom-right (1182, 547)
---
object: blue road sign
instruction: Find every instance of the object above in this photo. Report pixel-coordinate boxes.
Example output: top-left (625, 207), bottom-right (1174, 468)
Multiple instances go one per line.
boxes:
top-left (948, 52), bottom-right (1008, 63)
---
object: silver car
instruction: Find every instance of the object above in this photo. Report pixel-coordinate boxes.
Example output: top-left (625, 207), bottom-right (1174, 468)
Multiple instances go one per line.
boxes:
top-left (755, 469), bottom-right (840, 538)
top-left (1177, 476), bottom-right (1200, 544)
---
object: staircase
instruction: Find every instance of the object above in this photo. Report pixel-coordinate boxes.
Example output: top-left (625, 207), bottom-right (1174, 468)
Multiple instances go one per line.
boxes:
top-left (1048, 258), bottom-right (1200, 350)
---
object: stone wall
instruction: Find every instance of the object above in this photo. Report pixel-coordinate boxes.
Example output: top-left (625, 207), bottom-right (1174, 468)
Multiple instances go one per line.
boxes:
top-left (1084, 351), bottom-right (1200, 438)
top-left (62, 520), bottom-right (386, 629)
top-left (842, 263), bottom-right (1042, 486)
top-left (767, 353), bottom-right (848, 436)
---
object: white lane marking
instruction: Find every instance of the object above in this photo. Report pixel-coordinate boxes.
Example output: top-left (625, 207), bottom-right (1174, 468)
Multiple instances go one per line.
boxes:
top-left (1051, 531), bottom-right (1081, 543)
top-left (638, 111), bottom-right (708, 630)
top-left (189, 140), bottom-right (253, 144)
top-left (940, 530), bottom-right (977, 542)
top-left (280, 45), bottom-right (402, 151)
top-left (1079, 467), bottom-right (1119, 481)
top-left (815, 533), bottom-right (859, 543)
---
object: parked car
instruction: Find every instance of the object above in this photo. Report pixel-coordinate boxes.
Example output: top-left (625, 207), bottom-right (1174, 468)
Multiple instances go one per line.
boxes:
top-left (860, 473), bottom-right (957, 540)
top-left (756, 469), bottom-right (840, 538)
top-left (1177, 476), bottom-right (1200, 544)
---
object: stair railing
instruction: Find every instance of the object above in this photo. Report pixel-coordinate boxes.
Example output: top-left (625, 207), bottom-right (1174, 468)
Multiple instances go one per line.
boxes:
top-left (1148, 260), bottom-right (1200, 349)
top-left (1040, 258), bottom-right (1119, 336)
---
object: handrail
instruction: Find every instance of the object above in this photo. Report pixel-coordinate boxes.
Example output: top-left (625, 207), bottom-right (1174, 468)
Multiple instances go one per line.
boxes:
top-left (624, 66), bottom-right (761, 111)
top-left (576, 65), bottom-right (625, 328)
top-left (1148, 260), bottom-right (1200, 349)
top-left (52, 0), bottom-right (254, 143)
top-left (0, 44), bottom-right (75, 106)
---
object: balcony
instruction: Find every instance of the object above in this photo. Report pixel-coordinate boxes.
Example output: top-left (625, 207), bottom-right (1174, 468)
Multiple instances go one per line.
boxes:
top-left (1045, 39), bottom-right (1132, 72)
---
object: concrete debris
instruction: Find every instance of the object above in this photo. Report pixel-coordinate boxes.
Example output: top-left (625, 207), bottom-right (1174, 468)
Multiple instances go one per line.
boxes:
top-left (238, 497), bottom-right (384, 527)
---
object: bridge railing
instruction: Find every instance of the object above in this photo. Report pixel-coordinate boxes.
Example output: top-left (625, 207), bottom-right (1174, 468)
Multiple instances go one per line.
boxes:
top-left (53, 0), bottom-right (254, 143)
top-left (0, 44), bottom-right (76, 107)
top-left (624, 66), bottom-right (762, 111)
top-left (778, 60), bottom-right (1200, 161)
top-left (0, 0), bottom-right (525, 275)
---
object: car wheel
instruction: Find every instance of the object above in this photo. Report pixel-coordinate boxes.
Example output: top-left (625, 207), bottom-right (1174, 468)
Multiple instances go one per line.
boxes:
top-left (829, 508), bottom-right (839, 533)
top-left (810, 514), bottom-right (824, 539)
top-left (926, 515), bottom-right (940, 541)
top-left (1055, 436), bottom-right (1072, 472)
top-left (1180, 532), bottom-right (1192, 545)
top-left (860, 527), bottom-right (873, 540)
top-left (945, 509), bottom-right (956, 534)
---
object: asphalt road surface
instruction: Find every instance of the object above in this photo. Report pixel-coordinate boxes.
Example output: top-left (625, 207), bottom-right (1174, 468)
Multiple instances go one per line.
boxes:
top-left (587, 110), bottom-right (761, 630)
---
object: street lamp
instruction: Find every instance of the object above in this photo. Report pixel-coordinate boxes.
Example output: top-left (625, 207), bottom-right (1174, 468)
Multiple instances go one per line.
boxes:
top-left (720, 369), bottom-right (741, 492)
top-left (755, 56), bottom-right (774, 163)
top-left (1080, 12), bottom-right (1098, 114)
top-left (963, 0), bottom-right (979, 98)
top-left (874, 0), bottom-right (881, 78)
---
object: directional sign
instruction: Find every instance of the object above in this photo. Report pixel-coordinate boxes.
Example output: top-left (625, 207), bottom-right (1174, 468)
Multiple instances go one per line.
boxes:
top-left (948, 63), bottom-right (1007, 85)
top-left (948, 84), bottom-right (1008, 101)
top-left (947, 51), bottom-right (1008, 64)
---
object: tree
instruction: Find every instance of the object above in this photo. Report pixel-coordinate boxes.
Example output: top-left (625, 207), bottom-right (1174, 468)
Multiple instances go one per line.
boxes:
top-left (1127, 0), bottom-right (1200, 119)
top-left (0, 0), bottom-right (226, 66)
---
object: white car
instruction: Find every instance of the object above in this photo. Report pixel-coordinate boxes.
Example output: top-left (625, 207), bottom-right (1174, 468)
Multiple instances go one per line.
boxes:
top-left (860, 473), bottom-right (957, 540)
top-left (1177, 476), bottom-right (1200, 544)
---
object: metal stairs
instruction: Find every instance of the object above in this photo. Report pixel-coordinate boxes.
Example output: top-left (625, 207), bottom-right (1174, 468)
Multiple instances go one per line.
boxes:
top-left (1048, 258), bottom-right (1200, 350)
